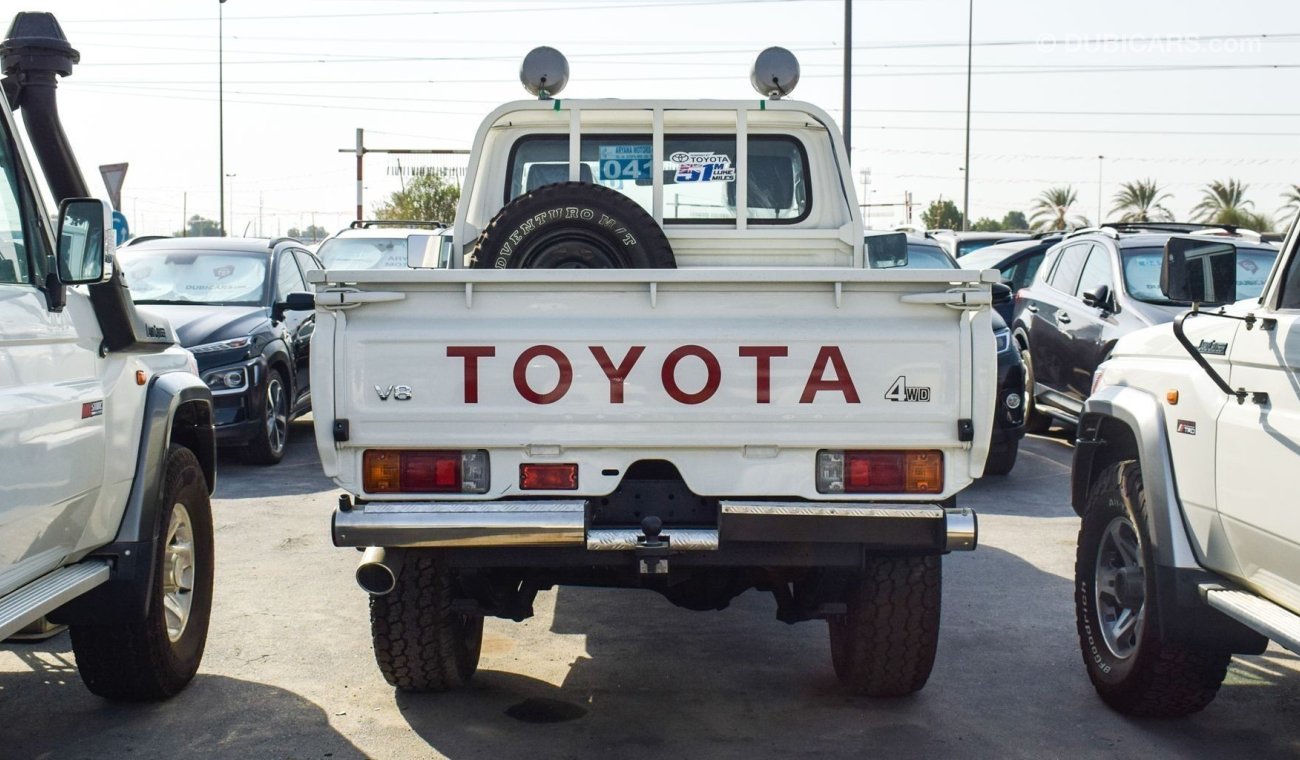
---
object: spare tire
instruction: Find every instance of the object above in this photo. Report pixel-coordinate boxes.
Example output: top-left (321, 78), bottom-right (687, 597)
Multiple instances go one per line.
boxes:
top-left (469, 181), bottom-right (675, 269)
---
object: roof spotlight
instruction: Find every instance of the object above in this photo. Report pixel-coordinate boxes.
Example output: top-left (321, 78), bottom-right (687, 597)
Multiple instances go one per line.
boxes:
top-left (750, 47), bottom-right (800, 100)
top-left (520, 46), bottom-right (569, 100)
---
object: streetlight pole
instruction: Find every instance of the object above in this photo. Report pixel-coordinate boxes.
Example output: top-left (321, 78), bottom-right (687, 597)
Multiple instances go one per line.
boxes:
top-left (1096, 154), bottom-right (1105, 224)
top-left (218, 0), bottom-right (227, 235)
top-left (842, 0), bottom-right (852, 157)
top-left (961, 0), bottom-right (973, 232)
top-left (225, 173), bottom-right (236, 236)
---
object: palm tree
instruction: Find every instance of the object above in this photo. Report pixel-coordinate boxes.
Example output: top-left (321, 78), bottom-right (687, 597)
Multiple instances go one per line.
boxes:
top-left (1029, 186), bottom-right (1087, 231)
top-left (1110, 179), bottom-right (1174, 223)
top-left (1190, 179), bottom-right (1253, 225)
top-left (1279, 184), bottom-right (1300, 223)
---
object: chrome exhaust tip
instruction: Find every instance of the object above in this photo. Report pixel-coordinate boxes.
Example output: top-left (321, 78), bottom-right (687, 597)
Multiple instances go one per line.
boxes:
top-left (944, 507), bottom-right (978, 551)
top-left (356, 547), bottom-right (404, 595)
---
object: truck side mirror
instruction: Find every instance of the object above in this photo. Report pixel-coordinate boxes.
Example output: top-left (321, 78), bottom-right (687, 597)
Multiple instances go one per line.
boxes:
top-left (1161, 237), bottom-right (1237, 305)
top-left (56, 197), bottom-right (113, 284)
top-left (865, 232), bottom-right (909, 269)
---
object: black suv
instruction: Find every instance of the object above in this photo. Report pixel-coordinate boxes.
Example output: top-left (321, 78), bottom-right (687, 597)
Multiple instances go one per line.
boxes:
top-left (118, 237), bottom-right (320, 464)
top-left (865, 232), bottom-right (1025, 475)
top-left (1012, 223), bottom-right (1279, 431)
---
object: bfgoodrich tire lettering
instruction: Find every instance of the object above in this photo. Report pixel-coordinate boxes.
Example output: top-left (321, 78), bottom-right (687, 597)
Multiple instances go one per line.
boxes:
top-left (1074, 460), bottom-right (1231, 717)
top-left (469, 181), bottom-right (675, 269)
top-left (70, 445), bottom-right (214, 701)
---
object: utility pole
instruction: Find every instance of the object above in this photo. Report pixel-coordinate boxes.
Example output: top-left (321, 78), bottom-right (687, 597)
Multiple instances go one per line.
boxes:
top-left (1097, 155), bottom-right (1105, 224)
top-left (337, 130), bottom-right (470, 222)
top-left (961, 0), bottom-right (973, 232)
top-left (218, 0), bottom-right (227, 235)
top-left (842, 0), bottom-right (852, 157)
top-left (182, 191), bottom-right (187, 236)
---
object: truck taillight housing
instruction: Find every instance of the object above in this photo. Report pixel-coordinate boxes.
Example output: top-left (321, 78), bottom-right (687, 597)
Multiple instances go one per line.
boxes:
top-left (816, 450), bottom-right (943, 495)
top-left (363, 450), bottom-right (490, 494)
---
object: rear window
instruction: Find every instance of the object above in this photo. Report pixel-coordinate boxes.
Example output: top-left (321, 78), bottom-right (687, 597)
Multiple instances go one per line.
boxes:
top-left (1121, 246), bottom-right (1278, 303)
top-left (318, 237), bottom-right (409, 270)
top-left (506, 134), bottom-right (809, 224)
top-left (903, 244), bottom-right (959, 269)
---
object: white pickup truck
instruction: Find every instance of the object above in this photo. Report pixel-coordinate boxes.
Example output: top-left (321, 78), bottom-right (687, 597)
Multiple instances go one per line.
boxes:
top-left (311, 50), bottom-right (995, 697)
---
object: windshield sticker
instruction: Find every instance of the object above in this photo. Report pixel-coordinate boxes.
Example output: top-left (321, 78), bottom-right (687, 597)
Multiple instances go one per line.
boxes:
top-left (670, 151), bottom-right (736, 183)
top-left (599, 145), bottom-right (652, 181)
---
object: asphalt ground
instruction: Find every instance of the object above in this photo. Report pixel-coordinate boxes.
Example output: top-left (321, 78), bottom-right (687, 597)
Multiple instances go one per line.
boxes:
top-left (3, 421), bottom-right (1299, 759)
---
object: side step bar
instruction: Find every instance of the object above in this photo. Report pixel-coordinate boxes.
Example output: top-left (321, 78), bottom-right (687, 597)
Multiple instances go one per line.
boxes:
top-left (0, 562), bottom-right (110, 642)
top-left (1201, 583), bottom-right (1300, 656)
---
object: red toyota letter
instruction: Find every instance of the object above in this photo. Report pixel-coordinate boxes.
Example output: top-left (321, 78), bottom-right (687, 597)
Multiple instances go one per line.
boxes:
top-left (590, 346), bottom-right (645, 403)
top-left (739, 346), bottom-right (788, 404)
top-left (799, 346), bottom-right (860, 403)
top-left (446, 346), bottom-right (495, 403)
top-left (661, 345), bottom-right (722, 405)
top-left (513, 345), bottom-right (573, 404)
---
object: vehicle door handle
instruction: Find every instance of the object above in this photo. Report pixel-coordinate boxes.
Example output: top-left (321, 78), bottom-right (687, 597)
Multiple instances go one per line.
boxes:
top-left (1058, 313), bottom-right (1072, 324)
top-left (1025, 304), bottom-right (1039, 313)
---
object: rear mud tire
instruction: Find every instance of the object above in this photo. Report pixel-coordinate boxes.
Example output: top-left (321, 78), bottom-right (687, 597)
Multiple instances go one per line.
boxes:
top-left (828, 554), bottom-right (941, 697)
top-left (70, 445), bottom-right (214, 701)
top-left (469, 181), bottom-right (676, 269)
top-left (983, 438), bottom-right (1019, 476)
top-left (371, 553), bottom-right (483, 692)
top-left (1075, 460), bottom-right (1231, 717)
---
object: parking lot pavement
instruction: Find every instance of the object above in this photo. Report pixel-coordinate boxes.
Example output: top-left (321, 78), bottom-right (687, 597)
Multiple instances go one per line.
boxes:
top-left (3, 422), bottom-right (1299, 759)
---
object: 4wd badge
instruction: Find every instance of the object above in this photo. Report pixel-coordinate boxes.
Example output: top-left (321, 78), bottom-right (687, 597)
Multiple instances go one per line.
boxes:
top-left (884, 376), bottom-right (931, 403)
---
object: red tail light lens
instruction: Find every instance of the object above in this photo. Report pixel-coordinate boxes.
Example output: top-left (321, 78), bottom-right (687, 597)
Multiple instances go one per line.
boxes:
top-left (817, 450), bottom-right (944, 494)
top-left (363, 450), bottom-right (489, 494)
top-left (520, 463), bottom-right (578, 490)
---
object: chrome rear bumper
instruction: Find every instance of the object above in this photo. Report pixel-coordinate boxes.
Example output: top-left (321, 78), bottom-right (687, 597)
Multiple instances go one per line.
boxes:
top-left (334, 499), bottom-right (977, 552)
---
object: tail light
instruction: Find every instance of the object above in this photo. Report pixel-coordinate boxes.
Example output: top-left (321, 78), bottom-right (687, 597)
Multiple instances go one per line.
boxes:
top-left (816, 450), bottom-right (944, 494)
top-left (363, 450), bottom-right (489, 494)
top-left (520, 463), bottom-right (578, 490)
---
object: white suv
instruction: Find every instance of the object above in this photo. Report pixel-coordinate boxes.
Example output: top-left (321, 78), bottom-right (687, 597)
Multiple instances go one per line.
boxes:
top-left (316, 220), bottom-right (453, 270)
top-left (1072, 228), bottom-right (1300, 716)
top-left (0, 11), bottom-right (216, 701)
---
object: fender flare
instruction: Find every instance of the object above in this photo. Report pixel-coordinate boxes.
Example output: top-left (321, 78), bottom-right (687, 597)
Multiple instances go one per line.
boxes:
top-left (50, 371), bottom-right (215, 625)
top-left (1074, 385), bottom-right (1266, 653)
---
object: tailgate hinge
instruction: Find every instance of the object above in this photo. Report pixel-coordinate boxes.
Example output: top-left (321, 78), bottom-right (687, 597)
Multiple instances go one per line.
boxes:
top-left (317, 288), bottom-right (406, 310)
top-left (900, 287), bottom-right (990, 310)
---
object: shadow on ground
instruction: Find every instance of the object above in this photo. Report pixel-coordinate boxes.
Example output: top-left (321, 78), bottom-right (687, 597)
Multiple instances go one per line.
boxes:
top-left (393, 539), bottom-right (1300, 759)
top-left (0, 637), bottom-right (364, 759)
top-left (214, 419), bottom-right (335, 500)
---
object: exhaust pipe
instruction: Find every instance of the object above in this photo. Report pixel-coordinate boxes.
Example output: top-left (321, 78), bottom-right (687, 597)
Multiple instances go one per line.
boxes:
top-left (356, 547), bottom-right (404, 595)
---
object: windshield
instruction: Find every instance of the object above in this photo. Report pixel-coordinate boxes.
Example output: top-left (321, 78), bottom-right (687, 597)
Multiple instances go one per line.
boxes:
top-left (958, 242), bottom-right (1037, 271)
top-left (1122, 246), bottom-right (1278, 303)
top-left (903, 244), bottom-right (959, 269)
top-left (956, 239), bottom-right (1002, 257)
top-left (318, 236), bottom-right (409, 270)
top-left (121, 250), bottom-right (268, 305)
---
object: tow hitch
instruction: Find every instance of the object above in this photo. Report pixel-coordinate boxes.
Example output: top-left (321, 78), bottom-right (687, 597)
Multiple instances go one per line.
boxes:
top-left (636, 516), bottom-right (670, 575)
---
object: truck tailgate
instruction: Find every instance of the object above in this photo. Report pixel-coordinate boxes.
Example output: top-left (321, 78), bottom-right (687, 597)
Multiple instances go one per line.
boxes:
top-left (310, 268), bottom-right (996, 501)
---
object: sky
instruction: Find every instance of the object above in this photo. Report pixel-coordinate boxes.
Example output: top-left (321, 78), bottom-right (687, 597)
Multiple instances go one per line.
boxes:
top-left (11, 0), bottom-right (1300, 236)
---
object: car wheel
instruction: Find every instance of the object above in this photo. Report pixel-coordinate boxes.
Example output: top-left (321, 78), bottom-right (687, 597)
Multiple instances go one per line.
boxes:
top-left (242, 367), bottom-right (289, 465)
top-left (370, 552), bottom-right (483, 692)
top-left (828, 554), bottom-right (941, 697)
top-left (70, 445), bottom-right (214, 700)
top-left (983, 438), bottom-right (1019, 476)
top-left (1075, 461), bottom-right (1231, 717)
top-left (1019, 345), bottom-right (1053, 434)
